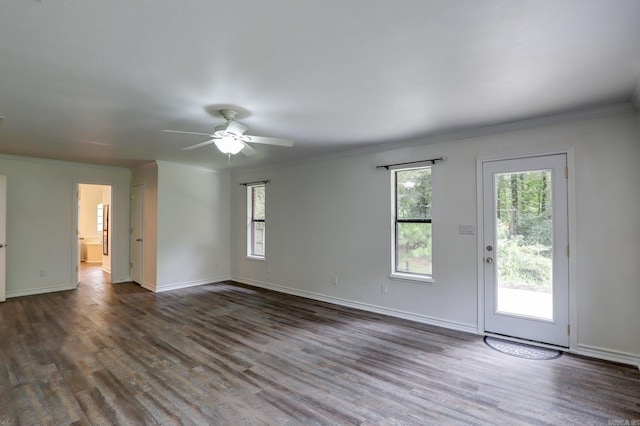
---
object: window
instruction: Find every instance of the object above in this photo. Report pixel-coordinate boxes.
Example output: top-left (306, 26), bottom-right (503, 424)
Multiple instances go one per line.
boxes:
top-left (97, 203), bottom-right (104, 232)
top-left (392, 167), bottom-right (432, 279)
top-left (247, 184), bottom-right (265, 258)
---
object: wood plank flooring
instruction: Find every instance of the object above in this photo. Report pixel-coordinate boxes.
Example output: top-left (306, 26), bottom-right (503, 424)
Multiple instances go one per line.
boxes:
top-left (0, 265), bottom-right (639, 425)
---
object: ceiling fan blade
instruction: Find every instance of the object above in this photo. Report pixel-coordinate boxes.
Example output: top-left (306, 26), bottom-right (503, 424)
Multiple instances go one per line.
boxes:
top-left (181, 139), bottom-right (215, 150)
top-left (225, 120), bottom-right (249, 135)
top-left (163, 130), bottom-right (214, 137)
top-left (214, 120), bottom-right (249, 135)
top-left (244, 135), bottom-right (293, 147)
top-left (240, 143), bottom-right (258, 157)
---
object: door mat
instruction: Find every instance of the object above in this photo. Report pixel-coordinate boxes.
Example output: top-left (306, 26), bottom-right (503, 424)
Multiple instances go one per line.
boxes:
top-left (484, 336), bottom-right (562, 360)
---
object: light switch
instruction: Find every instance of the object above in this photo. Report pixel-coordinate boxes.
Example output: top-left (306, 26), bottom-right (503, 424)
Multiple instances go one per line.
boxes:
top-left (459, 224), bottom-right (475, 235)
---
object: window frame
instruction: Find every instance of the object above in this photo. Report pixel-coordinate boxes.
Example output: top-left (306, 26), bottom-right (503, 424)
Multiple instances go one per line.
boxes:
top-left (246, 183), bottom-right (266, 260)
top-left (390, 166), bottom-right (434, 283)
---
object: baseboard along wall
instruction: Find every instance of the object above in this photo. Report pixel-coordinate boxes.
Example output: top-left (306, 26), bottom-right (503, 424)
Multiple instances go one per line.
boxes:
top-left (232, 276), bottom-right (640, 368)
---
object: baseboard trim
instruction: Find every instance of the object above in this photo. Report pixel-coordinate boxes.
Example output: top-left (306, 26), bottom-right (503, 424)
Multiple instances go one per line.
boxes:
top-left (101, 266), bottom-right (111, 274)
top-left (7, 283), bottom-right (77, 298)
top-left (576, 344), bottom-right (640, 368)
top-left (155, 276), bottom-right (231, 293)
top-left (232, 276), bottom-right (477, 334)
top-left (140, 281), bottom-right (156, 292)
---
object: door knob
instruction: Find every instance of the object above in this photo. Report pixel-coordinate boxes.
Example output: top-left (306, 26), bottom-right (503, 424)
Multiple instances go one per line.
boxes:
top-left (486, 257), bottom-right (493, 264)
top-left (0, 243), bottom-right (4, 248)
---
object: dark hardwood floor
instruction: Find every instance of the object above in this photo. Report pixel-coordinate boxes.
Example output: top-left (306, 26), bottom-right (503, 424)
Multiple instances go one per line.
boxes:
top-left (0, 264), bottom-right (638, 425)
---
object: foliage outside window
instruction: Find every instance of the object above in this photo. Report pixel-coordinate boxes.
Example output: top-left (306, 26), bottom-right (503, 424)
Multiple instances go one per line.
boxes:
top-left (495, 170), bottom-right (553, 292)
top-left (393, 167), bottom-right (432, 277)
top-left (248, 184), bottom-right (265, 258)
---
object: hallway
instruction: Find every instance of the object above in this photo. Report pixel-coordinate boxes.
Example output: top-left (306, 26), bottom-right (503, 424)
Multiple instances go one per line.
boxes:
top-left (79, 262), bottom-right (112, 292)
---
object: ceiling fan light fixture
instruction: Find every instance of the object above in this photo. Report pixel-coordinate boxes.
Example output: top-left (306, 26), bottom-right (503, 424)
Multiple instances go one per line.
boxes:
top-left (214, 137), bottom-right (244, 155)
top-left (166, 108), bottom-right (292, 158)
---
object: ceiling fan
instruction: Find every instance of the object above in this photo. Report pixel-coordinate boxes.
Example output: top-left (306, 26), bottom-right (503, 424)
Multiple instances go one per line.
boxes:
top-left (163, 109), bottom-right (293, 158)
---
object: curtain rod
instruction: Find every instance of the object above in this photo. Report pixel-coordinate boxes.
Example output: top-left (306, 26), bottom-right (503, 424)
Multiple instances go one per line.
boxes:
top-left (239, 180), bottom-right (270, 186)
top-left (376, 156), bottom-right (447, 170)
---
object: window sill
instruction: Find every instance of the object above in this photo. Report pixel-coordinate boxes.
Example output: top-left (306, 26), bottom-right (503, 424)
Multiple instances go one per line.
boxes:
top-left (389, 272), bottom-right (435, 284)
top-left (246, 255), bottom-right (266, 261)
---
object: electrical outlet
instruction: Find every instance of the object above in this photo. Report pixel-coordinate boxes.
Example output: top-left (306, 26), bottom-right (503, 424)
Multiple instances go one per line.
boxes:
top-left (39, 269), bottom-right (46, 277)
top-left (381, 283), bottom-right (388, 294)
top-left (331, 276), bottom-right (338, 285)
top-left (267, 266), bottom-right (271, 274)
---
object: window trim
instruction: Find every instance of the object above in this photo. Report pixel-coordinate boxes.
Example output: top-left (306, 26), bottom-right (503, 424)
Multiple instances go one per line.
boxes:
top-left (246, 183), bottom-right (266, 259)
top-left (390, 166), bottom-right (434, 283)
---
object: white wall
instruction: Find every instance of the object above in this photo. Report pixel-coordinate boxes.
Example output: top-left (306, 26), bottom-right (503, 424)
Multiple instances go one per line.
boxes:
top-left (0, 155), bottom-right (131, 297)
top-left (131, 162), bottom-right (231, 292)
top-left (156, 162), bottom-right (230, 291)
top-left (230, 110), bottom-right (640, 365)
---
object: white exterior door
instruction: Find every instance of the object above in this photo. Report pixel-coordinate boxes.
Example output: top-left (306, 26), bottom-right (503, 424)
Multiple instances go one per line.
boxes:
top-left (0, 175), bottom-right (6, 302)
top-left (130, 185), bottom-right (144, 285)
top-left (483, 154), bottom-right (569, 347)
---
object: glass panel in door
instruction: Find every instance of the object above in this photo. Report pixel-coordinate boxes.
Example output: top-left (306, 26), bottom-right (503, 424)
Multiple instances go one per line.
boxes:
top-left (495, 170), bottom-right (553, 320)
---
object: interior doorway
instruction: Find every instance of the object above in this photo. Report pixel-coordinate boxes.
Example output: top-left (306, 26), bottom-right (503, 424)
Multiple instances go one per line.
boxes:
top-left (77, 184), bottom-right (112, 286)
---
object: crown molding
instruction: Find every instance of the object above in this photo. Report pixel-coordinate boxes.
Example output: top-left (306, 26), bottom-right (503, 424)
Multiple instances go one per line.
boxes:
top-left (155, 160), bottom-right (230, 174)
top-left (231, 101), bottom-right (635, 176)
top-left (0, 152), bottom-right (131, 171)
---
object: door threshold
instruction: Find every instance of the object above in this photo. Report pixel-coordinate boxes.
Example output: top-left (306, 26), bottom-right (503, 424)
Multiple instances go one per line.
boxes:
top-left (483, 332), bottom-right (568, 351)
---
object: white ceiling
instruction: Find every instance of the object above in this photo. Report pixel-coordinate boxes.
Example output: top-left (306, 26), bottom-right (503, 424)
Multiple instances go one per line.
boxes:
top-left (0, 0), bottom-right (639, 170)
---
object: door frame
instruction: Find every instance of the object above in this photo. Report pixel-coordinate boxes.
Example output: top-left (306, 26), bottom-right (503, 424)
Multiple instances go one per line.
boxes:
top-left (72, 180), bottom-right (116, 286)
top-left (476, 148), bottom-right (578, 350)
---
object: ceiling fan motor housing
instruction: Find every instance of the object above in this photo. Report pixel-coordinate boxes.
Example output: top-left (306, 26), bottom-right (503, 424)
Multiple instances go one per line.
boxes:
top-left (219, 109), bottom-right (239, 122)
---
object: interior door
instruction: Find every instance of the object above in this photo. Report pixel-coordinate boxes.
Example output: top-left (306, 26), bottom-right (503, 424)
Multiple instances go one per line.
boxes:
top-left (77, 186), bottom-right (82, 284)
top-left (0, 175), bottom-right (6, 302)
top-left (130, 184), bottom-right (144, 285)
top-left (483, 154), bottom-right (569, 347)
